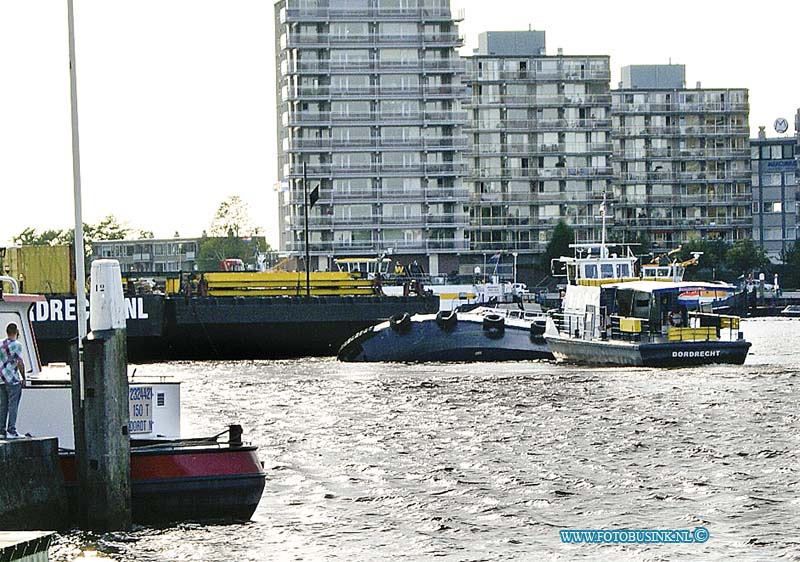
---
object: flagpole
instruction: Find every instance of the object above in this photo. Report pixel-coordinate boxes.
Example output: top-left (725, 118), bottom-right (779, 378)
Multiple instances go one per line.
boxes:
top-left (303, 163), bottom-right (310, 298)
top-left (67, 0), bottom-right (87, 400)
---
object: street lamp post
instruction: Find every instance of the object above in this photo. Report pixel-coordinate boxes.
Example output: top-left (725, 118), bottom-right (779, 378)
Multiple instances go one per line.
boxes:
top-left (512, 252), bottom-right (518, 287)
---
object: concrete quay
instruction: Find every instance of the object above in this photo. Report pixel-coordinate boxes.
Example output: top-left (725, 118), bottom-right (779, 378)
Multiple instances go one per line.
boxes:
top-left (0, 438), bottom-right (68, 531)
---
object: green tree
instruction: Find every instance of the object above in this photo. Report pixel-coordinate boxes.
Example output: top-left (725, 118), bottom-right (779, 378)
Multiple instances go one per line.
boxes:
top-left (725, 239), bottom-right (769, 277)
top-left (210, 196), bottom-right (260, 238)
top-left (13, 215), bottom-right (132, 269)
top-left (197, 236), bottom-right (269, 271)
top-left (85, 215), bottom-right (131, 242)
top-left (539, 219), bottom-right (575, 271)
top-left (675, 238), bottom-right (731, 280)
top-left (13, 227), bottom-right (64, 246)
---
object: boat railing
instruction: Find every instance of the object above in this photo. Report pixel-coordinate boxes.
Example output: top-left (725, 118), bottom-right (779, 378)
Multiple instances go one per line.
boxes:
top-left (553, 311), bottom-right (598, 340)
top-left (683, 312), bottom-right (743, 342)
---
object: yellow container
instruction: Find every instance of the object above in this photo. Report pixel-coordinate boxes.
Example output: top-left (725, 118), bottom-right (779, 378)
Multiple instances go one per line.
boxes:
top-left (4, 245), bottom-right (73, 294)
top-left (619, 317), bottom-right (642, 333)
top-left (668, 327), bottom-right (718, 341)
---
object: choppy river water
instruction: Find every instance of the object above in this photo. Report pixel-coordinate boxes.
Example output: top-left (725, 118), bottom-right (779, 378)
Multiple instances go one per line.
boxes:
top-left (51, 318), bottom-right (800, 561)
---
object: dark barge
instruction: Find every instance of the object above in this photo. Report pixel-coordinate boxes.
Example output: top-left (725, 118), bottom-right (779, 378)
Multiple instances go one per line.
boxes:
top-left (31, 293), bottom-right (438, 363)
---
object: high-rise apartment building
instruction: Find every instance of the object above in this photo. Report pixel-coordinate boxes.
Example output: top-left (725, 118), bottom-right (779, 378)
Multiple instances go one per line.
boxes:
top-left (464, 31), bottom-right (612, 264)
top-left (275, 0), bottom-right (468, 274)
top-left (750, 129), bottom-right (797, 261)
top-left (611, 65), bottom-right (751, 251)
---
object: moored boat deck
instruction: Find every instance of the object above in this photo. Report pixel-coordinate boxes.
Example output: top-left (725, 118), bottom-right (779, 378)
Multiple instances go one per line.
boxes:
top-left (0, 532), bottom-right (55, 562)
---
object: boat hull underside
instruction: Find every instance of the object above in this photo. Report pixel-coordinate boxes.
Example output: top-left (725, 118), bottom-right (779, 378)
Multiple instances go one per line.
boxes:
top-left (546, 336), bottom-right (751, 367)
top-left (339, 318), bottom-right (551, 362)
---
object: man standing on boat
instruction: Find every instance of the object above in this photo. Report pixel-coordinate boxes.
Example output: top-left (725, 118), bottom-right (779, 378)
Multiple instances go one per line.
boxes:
top-left (0, 323), bottom-right (25, 439)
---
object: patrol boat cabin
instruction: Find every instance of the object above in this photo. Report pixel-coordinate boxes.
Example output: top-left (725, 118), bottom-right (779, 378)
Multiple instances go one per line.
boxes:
top-left (544, 280), bottom-right (751, 367)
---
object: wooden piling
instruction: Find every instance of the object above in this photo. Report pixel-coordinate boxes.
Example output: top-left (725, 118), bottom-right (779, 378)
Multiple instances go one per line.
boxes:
top-left (70, 329), bottom-right (131, 531)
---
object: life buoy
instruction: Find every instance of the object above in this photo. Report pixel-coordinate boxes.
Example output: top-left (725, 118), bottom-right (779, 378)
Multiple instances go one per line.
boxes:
top-left (483, 314), bottom-right (505, 338)
top-left (389, 312), bottom-right (412, 334)
top-left (668, 311), bottom-right (683, 327)
top-left (436, 310), bottom-right (458, 331)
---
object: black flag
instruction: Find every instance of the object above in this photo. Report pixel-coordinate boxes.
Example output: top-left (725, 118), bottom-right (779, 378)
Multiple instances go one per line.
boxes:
top-left (309, 184), bottom-right (320, 207)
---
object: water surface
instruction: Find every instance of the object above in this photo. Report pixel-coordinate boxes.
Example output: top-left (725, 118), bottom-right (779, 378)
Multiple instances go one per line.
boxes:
top-left (52, 319), bottom-right (800, 561)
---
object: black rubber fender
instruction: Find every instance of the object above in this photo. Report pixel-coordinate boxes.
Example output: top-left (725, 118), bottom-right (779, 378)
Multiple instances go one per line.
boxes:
top-left (436, 310), bottom-right (458, 331)
top-left (530, 321), bottom-right (546, 337)
top-left (389, 312), bottom-right (412, 334)
top-left (482, 314), bottom-right (505, 338)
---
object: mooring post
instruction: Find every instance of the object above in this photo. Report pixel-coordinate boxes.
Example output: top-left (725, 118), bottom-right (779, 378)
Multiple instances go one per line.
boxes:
top-left (70, 259), bottom-right (131, 530)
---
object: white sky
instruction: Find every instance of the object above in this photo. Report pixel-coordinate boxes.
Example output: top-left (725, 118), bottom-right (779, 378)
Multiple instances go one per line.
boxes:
top-left (0, 0), bottom-right (797, 247)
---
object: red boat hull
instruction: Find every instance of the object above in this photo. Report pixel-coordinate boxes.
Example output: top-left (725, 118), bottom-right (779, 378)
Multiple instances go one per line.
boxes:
top-left (60, 446), bottom-right (266, 523)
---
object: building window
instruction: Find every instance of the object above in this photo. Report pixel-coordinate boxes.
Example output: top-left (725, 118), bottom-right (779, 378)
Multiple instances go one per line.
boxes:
top-left (783, 144), bottom-right (795, 159)
top-left (763, 201), bottom-right (782, 213)
top-left (771, 145), bottom-right (783, 159)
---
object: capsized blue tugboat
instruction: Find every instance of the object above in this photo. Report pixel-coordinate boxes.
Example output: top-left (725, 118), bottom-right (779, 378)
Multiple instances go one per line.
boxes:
top-left (337, 304), bottom-right (552, 362)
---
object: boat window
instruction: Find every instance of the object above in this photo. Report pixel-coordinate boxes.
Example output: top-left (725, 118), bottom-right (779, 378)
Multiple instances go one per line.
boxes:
top-left (584, 264), bottom-right (598, 279)
top-left (617, 263), bottom-right (631, 278)
top-left (600, 264), bottom-right (614, 278)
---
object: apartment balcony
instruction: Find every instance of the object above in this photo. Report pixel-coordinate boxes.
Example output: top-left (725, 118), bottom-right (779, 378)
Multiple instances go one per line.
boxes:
top-left (464, 69), bottom-right (611, 83)
top-left (612, 148), bottom-right (751, 160)
top-left (615, 125), bottom-right (750, 138)
top-left (465, 118), bottom-right (612, 132)
top-left (287, 110), bottom-right (467, 126)
top-left (616, 194), bottom-right (753, 207)
top-left (616, 217), bottom-right (751, 229)
top-left (282, 187), bottom-right (470, 208)
top-left (282, 240), bottom-right (377, 255)
top-left (615, 170), bottom-right (751, 183)
top-left (465, 94), bottom-right (612, 108)
top-left (466, 141), bottom-right (612, 156)
top-left (611, 102), bottom-right (750, 114)
top-left (285, 58), bottom-right (466, 75)
top-left (282, 237), bottom-right (470, 256)
top-left (469, 240), bottom-right (548, 253)
top-left (285, 32), bottom-right (463, 49)
top-left (468, 191), bottom-right (609, 204)
top-left (289, 136), bottom-right (467, 152)
top-left (286, 162), bottom-right (468, 177)
top-left (288, 214), bottom-right (466, 230)
top-left (284, 6), bottom-right (464, 23)
top-left (469, 166), bottom-right (614, 180)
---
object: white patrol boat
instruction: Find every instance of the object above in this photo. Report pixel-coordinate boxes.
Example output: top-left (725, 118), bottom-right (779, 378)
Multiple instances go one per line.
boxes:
top-left (544, 280), bottom-right (751, 367)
